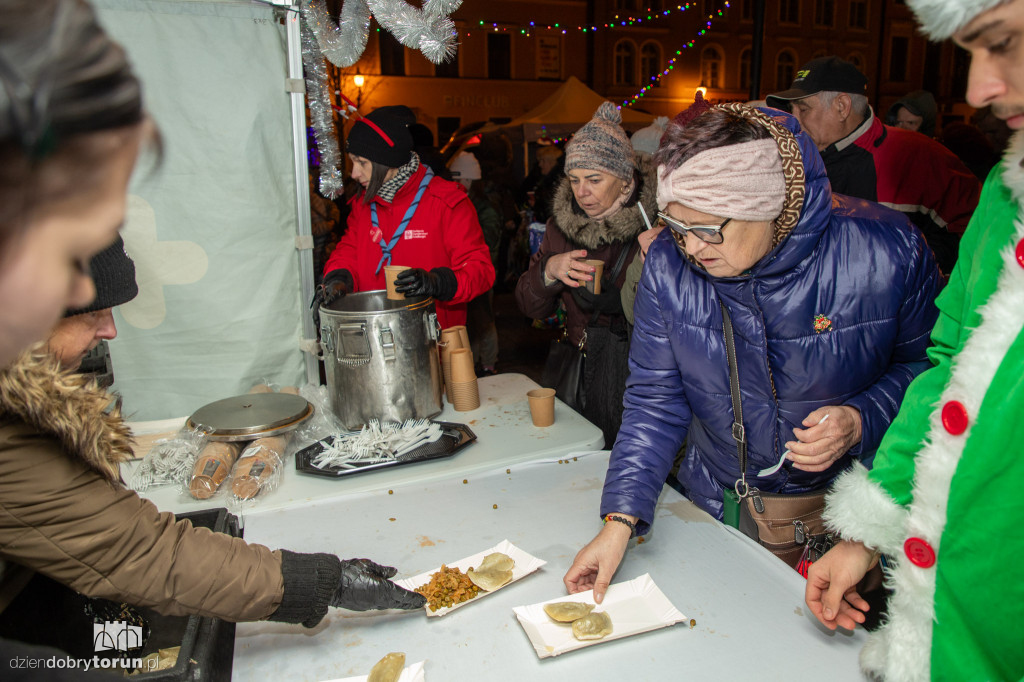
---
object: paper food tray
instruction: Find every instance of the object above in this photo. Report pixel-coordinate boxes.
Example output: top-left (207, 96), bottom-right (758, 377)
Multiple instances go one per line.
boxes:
top-left (321, 659), bottom-right (425, 682)
top-left (512, 573), bottom-right (687, 658)
top-left (394, 540), bottom-right (546, 617)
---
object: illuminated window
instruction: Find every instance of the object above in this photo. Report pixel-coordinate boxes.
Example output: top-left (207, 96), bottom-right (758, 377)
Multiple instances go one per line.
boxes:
top-left (641, 42), bottom-right (662, 85)
top-left (614, 40), bottom-right (638, 86)
top-left (701, 45), bottom-right (723, 89)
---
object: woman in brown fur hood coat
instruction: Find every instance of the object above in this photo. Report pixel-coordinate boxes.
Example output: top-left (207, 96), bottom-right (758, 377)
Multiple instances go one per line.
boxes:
top-left (0, 244), bottom-right (425, 643)
top-left (516, 103), bottom-right (657, 446)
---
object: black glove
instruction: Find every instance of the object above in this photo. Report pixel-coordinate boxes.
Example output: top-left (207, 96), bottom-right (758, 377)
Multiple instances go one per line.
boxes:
top-left (329, 558), bottom-right (426, 611)
top-left (571, 277), bottom-right (623, 316)
top-left (393, 266), bottom-right (458, 301)
top-left (311, 269), bottom-right (353, 328)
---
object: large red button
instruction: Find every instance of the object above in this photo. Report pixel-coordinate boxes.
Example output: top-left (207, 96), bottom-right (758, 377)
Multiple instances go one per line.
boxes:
top-left (941, 400), bottom-right (969, 435)
top-left (905, 537), bottom-right (936, 568)
top-left (1017, 239), bottom-right (1024, 269)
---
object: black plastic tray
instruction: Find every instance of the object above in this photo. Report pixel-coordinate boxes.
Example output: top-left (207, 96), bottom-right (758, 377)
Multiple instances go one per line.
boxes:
top-left (294, 421), bottom-right (476, 478)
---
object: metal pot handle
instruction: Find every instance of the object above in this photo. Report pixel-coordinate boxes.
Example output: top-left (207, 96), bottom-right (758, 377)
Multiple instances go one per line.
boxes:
top-left (334, 322), bottom-right (372, 366)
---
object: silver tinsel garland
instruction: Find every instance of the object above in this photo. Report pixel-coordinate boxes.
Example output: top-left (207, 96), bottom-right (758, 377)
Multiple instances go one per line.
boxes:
top-left (300, 15), bottom-right (344, 199)
top-left (301, 0), bottom-right (461, 67)
top-left (298, 0), bottom-right (462, 197)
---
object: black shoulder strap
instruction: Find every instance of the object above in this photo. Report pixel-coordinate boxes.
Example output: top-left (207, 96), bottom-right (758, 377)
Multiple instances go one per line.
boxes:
top-left (720, 300), bottom-right (750, 498)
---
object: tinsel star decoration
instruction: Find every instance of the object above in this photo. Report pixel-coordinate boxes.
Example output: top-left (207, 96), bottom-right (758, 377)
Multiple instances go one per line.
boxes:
top-left (302, 0), bottom-right (462, 67)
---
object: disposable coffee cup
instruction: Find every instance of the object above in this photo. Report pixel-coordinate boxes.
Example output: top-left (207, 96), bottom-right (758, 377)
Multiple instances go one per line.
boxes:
top-left (449, 348), bottom-right (476, 383)
top-left (384, 265), bottom-right (407, 300)
top-left (583, 260), bottom-right (604, 294)
top-left (450, 379), bottom-right (481, 411)
top-left (527, 388), bottom-right (556, 427)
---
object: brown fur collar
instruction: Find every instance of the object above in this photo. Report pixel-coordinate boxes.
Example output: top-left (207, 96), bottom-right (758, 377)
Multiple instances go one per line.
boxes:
top-left (551, 151), bottom-right (658, 250)
top-left (0, 345), bottom-right (132, 483)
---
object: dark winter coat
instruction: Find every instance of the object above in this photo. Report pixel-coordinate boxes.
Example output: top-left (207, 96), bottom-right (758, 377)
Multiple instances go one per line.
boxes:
top-left (515, 152), bottom-right (656, 347)
top-left (600, 111), bottom-right (943, 528)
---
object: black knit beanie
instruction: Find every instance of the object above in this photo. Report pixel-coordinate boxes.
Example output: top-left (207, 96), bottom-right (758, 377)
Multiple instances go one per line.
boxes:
top-left (347, 107), bottom-right (415, 168)
top-left (65, 234), bottom-right (138, 317)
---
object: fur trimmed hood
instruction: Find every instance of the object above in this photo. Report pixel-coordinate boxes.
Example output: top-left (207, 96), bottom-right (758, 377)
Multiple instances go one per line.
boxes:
top-left (907, 0), bottom-right (1008, 39)
top-left (0, 346), bottom-right (133, 484)
top-left (550, 151), bottom-right (657, 250)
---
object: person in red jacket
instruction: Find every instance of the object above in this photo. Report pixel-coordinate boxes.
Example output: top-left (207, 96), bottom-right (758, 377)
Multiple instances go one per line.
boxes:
top-left (317, 107), bottom-right (495, 329)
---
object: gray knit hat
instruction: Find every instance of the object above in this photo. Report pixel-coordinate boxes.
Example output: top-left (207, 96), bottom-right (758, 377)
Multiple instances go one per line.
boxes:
top-left (906, 0), bottom-right (1008, 39)
top-left (565, 102), bottom-right (634, 181)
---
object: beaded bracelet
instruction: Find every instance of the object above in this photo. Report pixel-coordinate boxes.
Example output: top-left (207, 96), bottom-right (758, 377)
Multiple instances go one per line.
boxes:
top-left (604, 514), bottom-right (638, 538)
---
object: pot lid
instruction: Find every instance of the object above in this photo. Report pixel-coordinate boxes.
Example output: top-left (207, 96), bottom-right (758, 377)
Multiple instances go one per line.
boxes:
top-left (187, 393), bottom-right (314, 442)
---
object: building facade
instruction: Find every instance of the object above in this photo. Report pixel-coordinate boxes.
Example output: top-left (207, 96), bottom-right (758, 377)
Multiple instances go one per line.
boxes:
top-left (323, 0), bottom-right (970, 150)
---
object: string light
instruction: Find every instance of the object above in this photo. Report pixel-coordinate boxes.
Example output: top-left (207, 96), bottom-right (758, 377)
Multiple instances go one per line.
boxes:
top-left (620, 3), bottom-right (729, 109)
top-left (467, 3), bottom-right (703, 36)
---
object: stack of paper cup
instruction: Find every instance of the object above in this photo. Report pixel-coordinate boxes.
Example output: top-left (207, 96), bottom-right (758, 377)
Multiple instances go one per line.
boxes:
top-left (439, 327), bottom-right (465, 402)
top-left (448, 348), bottom-right (480, 411)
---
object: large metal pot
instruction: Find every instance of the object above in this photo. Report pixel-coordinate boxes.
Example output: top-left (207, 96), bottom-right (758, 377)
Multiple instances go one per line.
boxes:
top-left (319, 290), bottom-right (442, 429)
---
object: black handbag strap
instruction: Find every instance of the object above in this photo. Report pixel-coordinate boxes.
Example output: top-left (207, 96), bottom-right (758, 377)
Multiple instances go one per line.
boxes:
top-left (720, 301), bottom-right (751, 498)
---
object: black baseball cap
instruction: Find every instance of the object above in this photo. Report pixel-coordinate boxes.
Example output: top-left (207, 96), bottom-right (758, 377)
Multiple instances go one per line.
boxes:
top-left (766, 56), bottom-right (868, 107)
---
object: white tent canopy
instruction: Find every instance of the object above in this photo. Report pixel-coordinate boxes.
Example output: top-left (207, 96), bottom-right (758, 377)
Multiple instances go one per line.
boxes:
top-left (504, 76), bottom-right (655, 140)
top-left (94, 0), bottom-right (314, 420)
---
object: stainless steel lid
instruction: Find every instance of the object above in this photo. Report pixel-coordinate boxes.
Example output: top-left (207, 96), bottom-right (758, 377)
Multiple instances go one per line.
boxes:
top-left (186, 393), bottom-right (314, 442)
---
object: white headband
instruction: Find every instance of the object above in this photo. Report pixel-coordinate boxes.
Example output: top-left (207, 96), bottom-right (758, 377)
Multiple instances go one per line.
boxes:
top-left (656, 138), bottom-right (786, 221)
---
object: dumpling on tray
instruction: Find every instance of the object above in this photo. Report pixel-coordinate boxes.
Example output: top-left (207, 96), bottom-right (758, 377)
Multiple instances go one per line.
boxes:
top-left (543, 601), bottom-right (595, 623)
top-left (368, 652), bottom-right (404, 682)
top-left (572, 611), bottom-right (613, 641)
top-left (467, 552), bottom-right (515, 591)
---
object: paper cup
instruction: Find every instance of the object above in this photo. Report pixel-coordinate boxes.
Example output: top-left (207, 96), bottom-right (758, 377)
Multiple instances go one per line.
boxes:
top-left (384, 265), bottom-right (407, 300)
top-left (456, 326), bottom-right (471, 351)
top-left (583, 260), bottom-right (604, 294)
top-left (449, 379), bottom-right (481, 411)
top-left (527, 388), bottom-right (556, 427)
top-left (449, 348), bottom-right (476, 383)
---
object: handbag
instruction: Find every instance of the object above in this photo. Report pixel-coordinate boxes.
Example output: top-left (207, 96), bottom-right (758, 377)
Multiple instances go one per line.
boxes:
top-left (540, 242), bottom-right (634, 417)
top-left (541, 331), bottom-right (585, 411)
top-left (718, 300), bottom-right (833, 572)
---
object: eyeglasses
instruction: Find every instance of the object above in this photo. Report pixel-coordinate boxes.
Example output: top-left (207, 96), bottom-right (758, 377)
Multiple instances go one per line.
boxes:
top-left (657, 212), bottom-right (731, 244)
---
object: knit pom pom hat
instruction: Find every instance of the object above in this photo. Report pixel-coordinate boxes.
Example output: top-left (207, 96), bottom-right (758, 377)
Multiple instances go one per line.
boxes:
top-left (565, 102), bottom-right (634, 181)
top-left (906, 0), bottom-right (1008, 39)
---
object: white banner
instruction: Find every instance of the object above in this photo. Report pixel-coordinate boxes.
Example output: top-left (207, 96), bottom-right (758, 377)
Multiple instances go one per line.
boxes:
top-left (93, 0), bottom-right (306, 420)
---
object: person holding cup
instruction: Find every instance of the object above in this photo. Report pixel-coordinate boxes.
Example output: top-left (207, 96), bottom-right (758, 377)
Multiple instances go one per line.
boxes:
top-left (316, 106), bottom-right (495, 329)
top-left (515, 102), bottom-right (657, 447)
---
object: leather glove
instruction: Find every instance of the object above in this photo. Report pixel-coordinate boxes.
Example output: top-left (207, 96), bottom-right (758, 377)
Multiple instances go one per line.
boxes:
top-left (329, 558), bottom-right (426, 611)
top-left (571, 277), bottom-right (623, 316)
top-left (393, 267), bottom-right (458, 301)
top-left (311, 269), bottom-right (353, 328)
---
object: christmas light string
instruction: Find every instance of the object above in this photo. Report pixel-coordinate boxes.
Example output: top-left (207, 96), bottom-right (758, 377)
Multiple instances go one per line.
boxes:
top-left (621, 2), bottom-right (729, 109)
top-left (467, 2), bottom-right (700, 36)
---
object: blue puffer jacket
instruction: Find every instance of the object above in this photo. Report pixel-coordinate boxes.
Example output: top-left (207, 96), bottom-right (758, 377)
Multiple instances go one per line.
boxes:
top-left (600, 110), bottom-right (942, 529)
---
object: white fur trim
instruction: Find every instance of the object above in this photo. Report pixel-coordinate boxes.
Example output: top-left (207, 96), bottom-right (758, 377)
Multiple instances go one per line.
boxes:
top-left (907, 0), bottom-right (1008, 39)
top-left (823, 462), bottom-right (907, 555)
top-left (875, 131), bottom-right (1024, 681)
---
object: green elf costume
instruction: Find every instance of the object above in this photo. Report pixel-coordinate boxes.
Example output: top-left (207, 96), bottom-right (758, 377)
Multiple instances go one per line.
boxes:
top-left (822, 3), bottom-right (1024, 681)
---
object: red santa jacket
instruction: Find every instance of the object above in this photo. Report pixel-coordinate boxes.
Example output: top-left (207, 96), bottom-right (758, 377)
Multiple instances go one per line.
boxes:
top-left (323, 164), bottom-right (495, 329)
top-left (820, 114), bottom-right (980, 273)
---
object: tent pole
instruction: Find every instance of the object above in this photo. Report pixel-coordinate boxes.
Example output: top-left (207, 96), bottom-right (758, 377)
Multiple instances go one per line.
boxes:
top-left (285, 5), bottom-right (320, 386)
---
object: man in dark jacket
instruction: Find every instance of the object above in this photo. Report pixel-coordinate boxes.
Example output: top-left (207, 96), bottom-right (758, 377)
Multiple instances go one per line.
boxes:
top-left (767, 56), bottom-right (980, 274)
